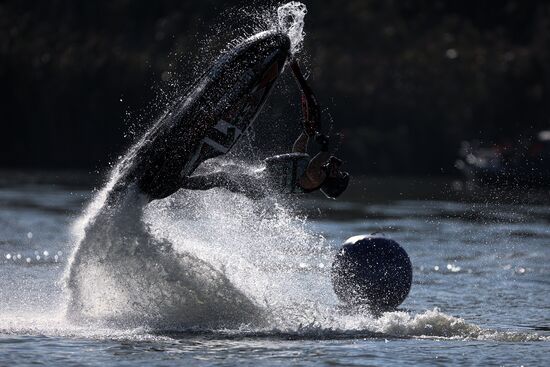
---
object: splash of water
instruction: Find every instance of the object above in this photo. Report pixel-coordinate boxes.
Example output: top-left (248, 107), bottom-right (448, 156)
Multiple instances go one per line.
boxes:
top-left (54, 2), bottom-right (547, 343)
top-left (277, 2), bottom-right (307, 55)
top-left (58, 152), bottom-right (549, 342)
top-left (63, 2), bottom-right (311, 330)
top-left (65, 184), bottom-right (263, 329)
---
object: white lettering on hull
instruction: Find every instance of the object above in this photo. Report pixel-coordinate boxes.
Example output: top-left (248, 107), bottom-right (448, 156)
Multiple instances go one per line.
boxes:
top-left (181, 119), bottom-right (243, 177)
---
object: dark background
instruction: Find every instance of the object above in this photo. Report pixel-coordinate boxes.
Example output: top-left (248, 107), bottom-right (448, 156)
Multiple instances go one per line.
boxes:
top-left (2, 0), bottom-right (549, 175)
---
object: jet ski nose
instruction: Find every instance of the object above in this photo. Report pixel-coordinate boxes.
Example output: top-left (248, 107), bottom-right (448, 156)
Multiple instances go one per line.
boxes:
top-left (274, 32), bottom-right (291, 53)
top-left (243, 30), bottom-right (291, 60)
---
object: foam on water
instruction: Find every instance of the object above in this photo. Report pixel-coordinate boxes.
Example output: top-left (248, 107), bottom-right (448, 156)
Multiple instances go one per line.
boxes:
top-left (1, 307), bottom-right (547, 343)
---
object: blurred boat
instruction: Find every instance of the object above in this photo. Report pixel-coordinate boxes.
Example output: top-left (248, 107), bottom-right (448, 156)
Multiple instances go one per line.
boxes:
top-left (455, 130), bottom-right (550, 188)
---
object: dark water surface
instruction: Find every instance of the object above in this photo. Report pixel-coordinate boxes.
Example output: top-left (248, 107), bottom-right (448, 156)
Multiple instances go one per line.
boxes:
top-left (0, 174), bottom-right (548, 366)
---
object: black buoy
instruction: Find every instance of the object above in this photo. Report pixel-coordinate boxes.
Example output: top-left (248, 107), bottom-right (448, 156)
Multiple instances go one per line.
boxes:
top-left (331, 234), bottom-right (412, 311)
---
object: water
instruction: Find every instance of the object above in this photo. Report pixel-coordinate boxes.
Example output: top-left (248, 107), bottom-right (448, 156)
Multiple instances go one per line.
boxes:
top-left (1, 3), bottom-right (548, 365)
top-left (0, 175), bottom-right (548, 366)
top-left (277, 1), bottom-right (307, 54)
top-left (61, 2), bottom-right (308, 330)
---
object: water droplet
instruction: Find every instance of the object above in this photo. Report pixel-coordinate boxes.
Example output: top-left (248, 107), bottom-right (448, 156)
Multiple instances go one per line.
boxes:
top-left (27, 232), bottom-right (33, 239)
top-left (26, 257), bottom-right (31, 263)
top-left (43, 251), bottom-right (49, 257)
top-left (434, 265), bottom-right (440, 271)
top-left (446, 48), bottom-right (458, 59)
top-left (447, 263), bottom-right (461, 272)
top-left (5, 254), bottom-right (11, 260)
top-left (36, 255), bottom-right (41, 261)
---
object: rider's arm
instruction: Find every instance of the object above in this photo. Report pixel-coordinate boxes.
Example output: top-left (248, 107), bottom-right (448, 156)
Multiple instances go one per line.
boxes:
top-left (291, 61), bottom-right (332, 190)
top-left (292, 131), bottom-right (309, 153)
top-left (180, 173), bottom-right (227, 191)
top-left (181, 172), bottom-right (265, 198)
top-left (291, 61), bottom-right (321, 137)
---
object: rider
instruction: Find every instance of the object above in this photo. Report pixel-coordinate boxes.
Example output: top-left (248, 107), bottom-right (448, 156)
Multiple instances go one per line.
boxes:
top-left (180, 60), bottom-right (350, 199)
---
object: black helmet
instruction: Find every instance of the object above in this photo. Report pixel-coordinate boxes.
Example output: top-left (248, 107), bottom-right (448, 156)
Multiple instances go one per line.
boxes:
top-left (320, 156), bottom-right (350, 198)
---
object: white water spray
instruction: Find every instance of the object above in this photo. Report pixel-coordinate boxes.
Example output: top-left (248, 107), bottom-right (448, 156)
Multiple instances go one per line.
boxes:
top-left (277, 2), bottom-right (307, 54)
top-left (62, 2), bottom-right (313, 330)
top-left (54, 2), bottom-right (543, 342)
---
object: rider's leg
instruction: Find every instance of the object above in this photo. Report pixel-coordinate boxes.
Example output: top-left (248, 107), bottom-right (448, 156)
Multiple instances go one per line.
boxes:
top-left (181, 171), bottom-right (266, 198)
